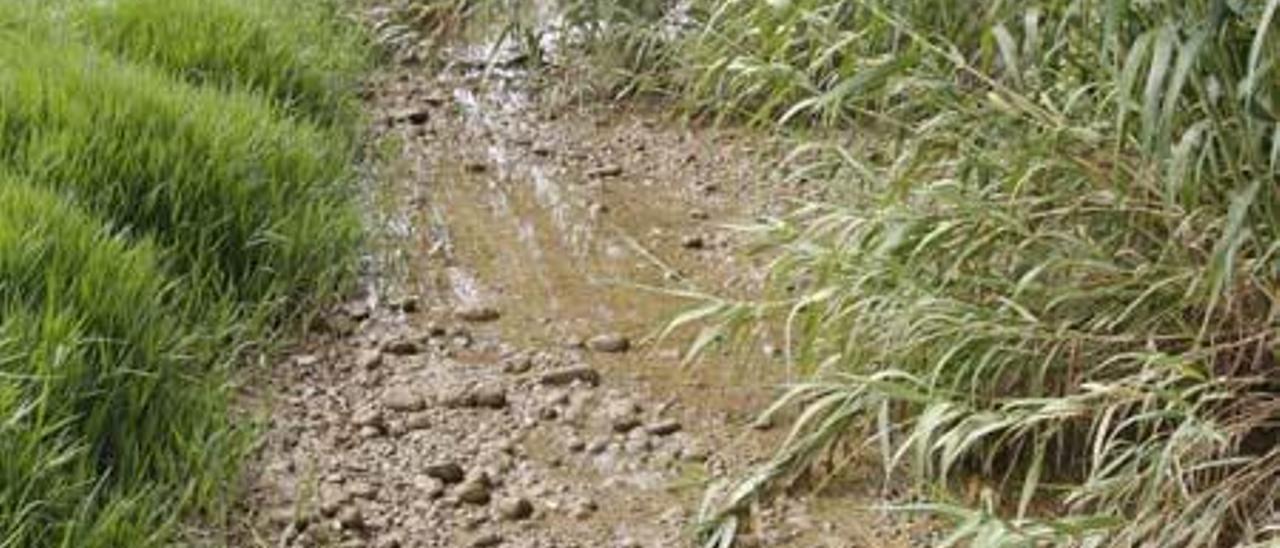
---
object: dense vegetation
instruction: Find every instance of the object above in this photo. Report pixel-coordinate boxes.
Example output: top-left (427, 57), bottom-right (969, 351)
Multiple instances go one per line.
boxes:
top-left (484, 0), bottom-right (1277, 545)
top-left (0, 1), bottom-right (369, 545)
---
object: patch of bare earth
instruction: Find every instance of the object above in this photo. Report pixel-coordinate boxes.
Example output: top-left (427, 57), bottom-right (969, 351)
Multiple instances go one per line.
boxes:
top-left (228, 10), bottom-right (932, 548)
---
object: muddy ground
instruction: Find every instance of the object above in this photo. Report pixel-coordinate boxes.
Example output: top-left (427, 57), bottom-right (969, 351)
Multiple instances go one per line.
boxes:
top-left (227, 7), bottom-right (932, 548)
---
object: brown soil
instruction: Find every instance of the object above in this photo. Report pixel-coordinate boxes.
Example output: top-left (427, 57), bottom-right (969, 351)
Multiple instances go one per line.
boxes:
top-left (224, 5), bottom-right (932, 548)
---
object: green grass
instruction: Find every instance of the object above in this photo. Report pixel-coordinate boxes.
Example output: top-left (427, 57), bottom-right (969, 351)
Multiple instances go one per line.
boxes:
top-left (71, 0), bottom-right (370, 126)
top-left (0, 1), bottom-right (370, 546)
top-left (0, 180), bottom-right (240, 547)
top-left (0, 20), bottom-right (362, 316)
top-left (523, 0), bottom-right (1280, 545)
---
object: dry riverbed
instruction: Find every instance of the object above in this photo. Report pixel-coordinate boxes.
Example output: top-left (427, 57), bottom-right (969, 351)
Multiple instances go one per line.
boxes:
top-left (228, 7), bottom-right (931, 548)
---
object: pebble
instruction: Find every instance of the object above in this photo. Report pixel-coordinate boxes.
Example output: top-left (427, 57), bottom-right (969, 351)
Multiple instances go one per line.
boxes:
top-left (471, 533), bottom-right (503, 547)
top-left (681, 234), bottom-right (706, 249)
top-left (472, 387), bottom-right (508, 409)
top-left (587, 165), bottom-right (623, 178)
top-left (425, 462), bottom-right (466, 484)
top-left (394, 108), bottom-right (431, 125)
top-left (355, 348), bottom-right (384, 370)
top-left (425, 322), bottom-right (447, 337)
top-left (646, 419), bottom-right (682, 436)
top-left (612, 417), bottom-right (642, 433)
top-left (457, 480), bottom-right (492, 505)
top-left (404, 412), bottom-right (431, 431)
top-left (383, 387), bottom-right (425, 412)
top-left (454, 304), bottom-right (501, 322)
top-left (502, 354), bottom-right (532, 374)
top-left (336, 506), bottom-right (364, 531)
top-left (415, 475), bottom-right (445, 498)
top-left (538, 365), bottom-right (601, 386)
top-left (446, 386), bottom-right (509, 409)
top-left (383, 338), bottom-right (423, 356)
top-left (352, 408), bottom-right (384, 428)
top-left (377, 534), bottom-right (405, 548)
top-left (570, 498), bottom-right (598, 520)
top-left (345, 301), bottom-right (372, 321)
top-left (607, 400), bottom-right (642, 433)
top-left (587, 333), bottom-right (631, 353)
top-left (395, 295), bottom-right (421, 313)
top-left (587, 439), bottom-right (608, 454)
top-left (497, 497), bottom-right (534, 521)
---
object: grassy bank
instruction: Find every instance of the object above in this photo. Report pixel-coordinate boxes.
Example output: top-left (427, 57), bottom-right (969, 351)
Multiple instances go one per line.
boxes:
top-left (465, 0), bottom-right (1279, 545)
top-left (0, 1), bottom-right (369, 546)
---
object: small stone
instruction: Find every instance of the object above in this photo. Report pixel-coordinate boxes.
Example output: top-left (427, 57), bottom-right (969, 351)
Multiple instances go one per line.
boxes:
top-left (336, 506), bottom-right (364, 530)
top-left (471, 533), bottom-right (503, 548)
top-left (472, 387), bottom-right (508, 409)
top-left (454, 304), bottom-right (500, 322)
top-left (502, 355), bottom-right (532, 374)
top-left (587, 333), bottom-right (630, 353)
top-left (395, 296), bottom-right (420, 313)
top-left (680, 443), bottom-right (709, 462)
top-left (538, 406), bottom-right (560, 421)
top-left (415, 475), bottom-right (445, 498)
top-left (405, 413), bottom-right (431, 431)
top-left (406, 109), bottom-right (433, 125)
top-left (567, 437), bottom-right (586, 452)
top-left (607, 400), bottom-right (642, 433)
top-left (681, 235), bottom-right (706, 249)
top-left (352, 408), bottom-right (384, 428)
top-left (457, 480), bottom-right (492, 505)
top-left (646, 419), bottom-right (682, 436)
top-left (587, 439), bottom-right (608, 454)
top-left (425, 462), bottom-right (465, 484)
top-left (319, 490), bottom-right (344, 517)
top-left (355, 349), bottom-right (383, 370)
top-left (383, 338), bottom-right (423, 356)
top-left (377, 534), bottom-right (405, 548)
top-left (345, 301), bottom-right (372, 321)
top-left (546, 390), bottom-right (571, 406)
top-left (497, 497), bottom-right (533, 521)
top-left (294, 354), bottom-right (320, 367)
top-left (612, 417), bottom-right (642, 433)
top-left (587, 165), bottom-right (623, 178)
top-left (383, 388), bottom-right (425, 412)
top-left (538, 365), bottom-right (601, 386)
top-left (571, 498), bottom-right (597, 520)
top-left (359, 425), bottom-right (383, 438)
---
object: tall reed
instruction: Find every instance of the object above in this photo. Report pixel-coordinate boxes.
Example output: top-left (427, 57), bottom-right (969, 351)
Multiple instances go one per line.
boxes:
top-left (616, 0), bottom-right (1280, 545)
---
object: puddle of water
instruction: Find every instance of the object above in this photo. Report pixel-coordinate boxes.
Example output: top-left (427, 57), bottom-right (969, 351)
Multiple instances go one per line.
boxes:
top-left (371, 11), bottom-right (920, 543)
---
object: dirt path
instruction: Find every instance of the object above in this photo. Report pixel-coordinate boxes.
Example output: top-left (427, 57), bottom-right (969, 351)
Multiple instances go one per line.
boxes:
top-left (230, 8), bottom-right (920, 548)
